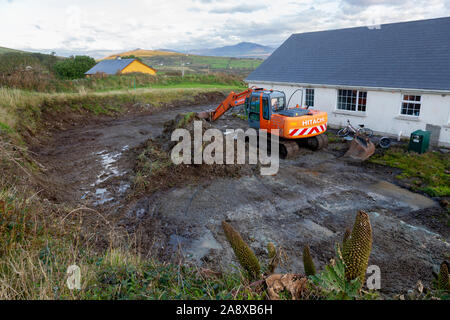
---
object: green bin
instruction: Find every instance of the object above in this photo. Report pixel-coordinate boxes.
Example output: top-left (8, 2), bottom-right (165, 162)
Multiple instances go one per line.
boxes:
top-left (408, 130), bottom-right (430, 154)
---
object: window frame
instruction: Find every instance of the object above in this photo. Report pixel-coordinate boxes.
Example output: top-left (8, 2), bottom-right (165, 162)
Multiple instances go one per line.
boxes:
top-left (304, 88), bottom-right (315, 107)
top-left (336, 89), bottom-right (367, 112)
top-left (399, 94), bottom-right (421, 117)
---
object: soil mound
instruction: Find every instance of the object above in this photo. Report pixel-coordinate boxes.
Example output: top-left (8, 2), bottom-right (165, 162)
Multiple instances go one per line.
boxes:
top-left (133, 112), bottom-right (259, 194)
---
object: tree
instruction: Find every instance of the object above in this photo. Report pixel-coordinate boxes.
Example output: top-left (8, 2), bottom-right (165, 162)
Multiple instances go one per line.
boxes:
top-left (53, 55), bottom-right (96, 79)
top-left (120, 55), bottom-right (143, 62)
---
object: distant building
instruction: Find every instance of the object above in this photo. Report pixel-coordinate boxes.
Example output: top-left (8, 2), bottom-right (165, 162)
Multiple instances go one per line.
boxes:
top-left (85, 58), bottom-right (156, 76)
top-left (246, 17), bottom-right (450, 147)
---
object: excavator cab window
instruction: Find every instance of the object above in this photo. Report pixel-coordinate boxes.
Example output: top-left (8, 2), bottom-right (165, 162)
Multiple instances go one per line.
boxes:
top-left (248, 95), bottom-right (260, 121)
top-left (271, 97), bottom-right (286, 112)
top-left (262, 98), bottom-right (270, 120)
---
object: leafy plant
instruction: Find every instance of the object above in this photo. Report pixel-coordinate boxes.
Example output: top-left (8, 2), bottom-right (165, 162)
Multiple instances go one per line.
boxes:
top-left (310, 245), bottom-right (362, 300)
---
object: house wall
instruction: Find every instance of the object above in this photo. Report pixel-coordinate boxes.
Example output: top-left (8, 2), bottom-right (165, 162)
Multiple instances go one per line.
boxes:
top-left (121, 60), bottom-right (156, 75)
top-left (248, 82), bottom-right (450, 147)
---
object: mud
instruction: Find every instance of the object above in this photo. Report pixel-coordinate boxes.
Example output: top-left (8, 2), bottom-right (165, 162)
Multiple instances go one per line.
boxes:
top-left (33, 101), bottom-right (449, 296)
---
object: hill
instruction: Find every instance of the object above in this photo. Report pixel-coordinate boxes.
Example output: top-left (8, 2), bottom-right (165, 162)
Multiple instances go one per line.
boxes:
top-left (0, 46), bottom-right (25, 54)
top-left (100, 49), bottom-right (263, 76)
top-left (188, 42), bottom-right (275, 59)
top-left (102, 49), bottom-right (183, 60)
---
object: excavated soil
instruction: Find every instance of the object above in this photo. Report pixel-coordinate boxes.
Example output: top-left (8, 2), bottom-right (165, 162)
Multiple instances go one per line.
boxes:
top-left (32, 100), bottom-right (449, 296)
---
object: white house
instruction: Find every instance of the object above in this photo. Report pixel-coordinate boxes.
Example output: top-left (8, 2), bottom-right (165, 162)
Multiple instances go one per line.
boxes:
top-left (246, 17), bottom-right (450, 147)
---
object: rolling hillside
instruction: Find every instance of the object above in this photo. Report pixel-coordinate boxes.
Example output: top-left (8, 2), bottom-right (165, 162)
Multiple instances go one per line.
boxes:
top-left (100, 49), bottom-right (263, 76)
top-left (102, 49), bottom-right (183, 60)
top-left (0, 46), bottom-right (24, 54)
top-left (188, 42), bottom-right (275, 59)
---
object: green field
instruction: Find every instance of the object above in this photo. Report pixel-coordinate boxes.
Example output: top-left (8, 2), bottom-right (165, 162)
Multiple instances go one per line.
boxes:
top-left (143, 54), bottom-right (262, 76)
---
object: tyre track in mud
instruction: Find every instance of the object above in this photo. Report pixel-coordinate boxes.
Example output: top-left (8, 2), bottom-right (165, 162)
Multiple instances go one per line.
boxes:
top-left (34, 103), bottom-right (449, 296)
top-left (34, 103), bottom-right (226, 205)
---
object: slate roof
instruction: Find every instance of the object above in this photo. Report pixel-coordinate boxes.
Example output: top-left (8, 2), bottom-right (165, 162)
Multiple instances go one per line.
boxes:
top-left (85, 58), bottom-right (135, 75)
top-left (246, 17), bottom-right (450, 91)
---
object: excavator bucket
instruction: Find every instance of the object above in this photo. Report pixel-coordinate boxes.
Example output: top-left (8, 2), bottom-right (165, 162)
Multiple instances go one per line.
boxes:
top-left (196, 111), bottom-right (213, 120)
top-left (343, 135), bottom-right (375, 161)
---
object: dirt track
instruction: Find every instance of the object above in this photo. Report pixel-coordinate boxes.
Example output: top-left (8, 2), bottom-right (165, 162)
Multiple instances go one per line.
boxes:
top-left (34, 102), bottom-right (449, 295)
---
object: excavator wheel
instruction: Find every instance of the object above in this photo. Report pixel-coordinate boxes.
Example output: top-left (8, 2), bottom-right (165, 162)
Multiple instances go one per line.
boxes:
top-left (279, 140), bottom-right (300, 159)
top-left (307, 134), bottom-right (328, 151)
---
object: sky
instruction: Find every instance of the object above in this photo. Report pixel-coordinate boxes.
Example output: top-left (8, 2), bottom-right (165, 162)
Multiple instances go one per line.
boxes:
top-left (0, 0), bottom-right (449, 58)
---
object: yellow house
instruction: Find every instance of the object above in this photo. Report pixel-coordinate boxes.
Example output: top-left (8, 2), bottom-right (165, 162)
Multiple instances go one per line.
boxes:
top-left (85, 58), bottom-right (156, 77)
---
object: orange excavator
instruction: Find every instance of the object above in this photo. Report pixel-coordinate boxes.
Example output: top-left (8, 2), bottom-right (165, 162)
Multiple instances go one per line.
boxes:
top-left (198, 87), bottom-right (329, 158)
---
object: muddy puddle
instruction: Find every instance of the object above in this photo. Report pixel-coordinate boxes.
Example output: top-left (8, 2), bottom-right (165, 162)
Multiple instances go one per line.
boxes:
top-left (35, 102), bottom-right (449, 295)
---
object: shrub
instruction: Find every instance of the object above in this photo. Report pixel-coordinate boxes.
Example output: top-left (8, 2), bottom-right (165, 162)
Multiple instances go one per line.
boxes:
top-left (54, 55), bottom-right (96, 79)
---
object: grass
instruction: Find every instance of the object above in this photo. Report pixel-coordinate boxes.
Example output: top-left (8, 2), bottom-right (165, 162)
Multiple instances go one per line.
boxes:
top-left (0, 46), bottom-right (23, 54)
top-left (149, 82), bottom-right (244, 89)
top-left (84, 255), bottom-right (265, 300)
top-left (134, 143), bottom-right (174, 192)
top-left (0, 185), bottom-right (261, 299)
top-left (325, 130), bottom-right (340, 143)
top-left (99, 49), bottom-right (262, 74)
top-left (1, 71), bottom-right (246, 94)
top-left (143, 54), bottom-right (262, 74)
top-left (0, 85), bottom-right (243, 140)
top-left (370, 147), bottom-right (450, 197)
top-left (102, 49), bottom-right (183, 59)
top-left (77, 74), bottom-right (245, 93)
top-left (0, 83), bottom-right (260, 299)
top-left (0, 158), bottom-right (262, 299)
top-left (2, 77), bottom-right (446, 300)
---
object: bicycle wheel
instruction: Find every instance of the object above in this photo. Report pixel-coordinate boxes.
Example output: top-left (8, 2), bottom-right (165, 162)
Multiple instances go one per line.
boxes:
top-left (360, 128), bottom-right (374, 137)
top-left (337, 127), bottom-right (349, 137)
top-left (379, 137), bottom-right (391, 149)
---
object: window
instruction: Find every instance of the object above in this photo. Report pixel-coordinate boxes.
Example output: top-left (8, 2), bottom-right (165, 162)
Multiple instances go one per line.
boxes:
top-left (249, 96), bottom-right (260, 113)
top-left (248, 96), bottom-right (260, 121)
top-left (271, 97), bottom-right (285, 112)
top-left (305, 89), bottom-right (314, 107)
top-left (401, 95), bottom-right (421, 116)
top-left (337, 89), bottom-right (367, 112)
top-left (262, 98), bottom-right (270, 120)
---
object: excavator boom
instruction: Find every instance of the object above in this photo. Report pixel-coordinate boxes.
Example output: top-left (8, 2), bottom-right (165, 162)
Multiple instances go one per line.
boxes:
top-left (210, 88), bottom-right (255, 121)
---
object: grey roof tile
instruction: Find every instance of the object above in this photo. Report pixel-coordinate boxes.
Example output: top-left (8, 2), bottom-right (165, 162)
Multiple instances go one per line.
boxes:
top-left (246, 17), bottom-right (450, 91)
top-left (85, 58), bottom-right (135, 75)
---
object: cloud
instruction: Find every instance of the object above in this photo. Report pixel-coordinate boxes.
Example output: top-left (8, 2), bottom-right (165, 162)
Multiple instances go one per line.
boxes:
top-left (339, 0), bottom-right (448, 25)
top-left (209, 4), bottom-right (267, 14)
top-left (342, 0), bottom-right (406, 6)
top-left (0, 0), bottom-right (449, 56)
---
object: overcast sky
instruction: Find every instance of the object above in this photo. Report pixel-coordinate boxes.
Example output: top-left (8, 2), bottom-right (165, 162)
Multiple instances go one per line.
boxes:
top-left (1, 0), bottom-right (449, 57)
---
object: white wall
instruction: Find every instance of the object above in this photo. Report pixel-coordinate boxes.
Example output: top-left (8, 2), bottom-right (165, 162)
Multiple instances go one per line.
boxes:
top-left (248, 82), bottom-right (450, 147)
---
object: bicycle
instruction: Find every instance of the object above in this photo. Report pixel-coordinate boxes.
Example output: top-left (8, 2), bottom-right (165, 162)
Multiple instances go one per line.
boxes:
top-left (337, 120), bottom-right (374, 138)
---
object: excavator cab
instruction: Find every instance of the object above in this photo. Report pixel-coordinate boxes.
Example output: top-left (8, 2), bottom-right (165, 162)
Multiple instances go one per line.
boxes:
top-left (245, 90), bottom-right (289, 129)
